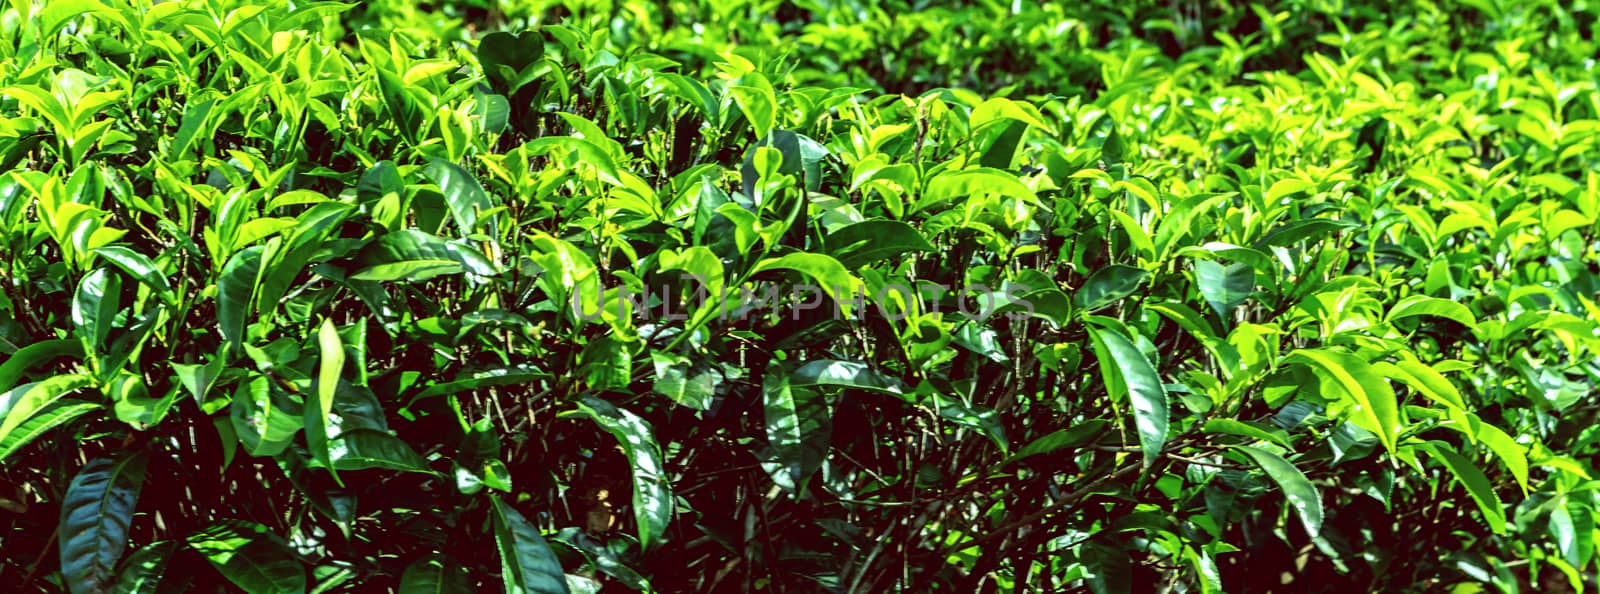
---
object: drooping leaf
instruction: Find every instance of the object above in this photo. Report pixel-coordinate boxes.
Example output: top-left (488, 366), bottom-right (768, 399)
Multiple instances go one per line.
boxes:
top-left (1235, 446), bottom-right (1323, 537)
top-left (567, 397), bottom-right (673, 550)
top-left (60, 454), bottom-right (148, 594)
top-left (1087, 326), bottom-right (1168, 467)
top-left (1417, 441), bottom-right (1507, 535)
top-left (308, 318), bottom-right (344, 481)
top-left (490, 497), bottom-right (570, 594)
top-left (763, 364), bottom-right (831, 492)
top-left (1471, 419), bottom-right (1530, 494)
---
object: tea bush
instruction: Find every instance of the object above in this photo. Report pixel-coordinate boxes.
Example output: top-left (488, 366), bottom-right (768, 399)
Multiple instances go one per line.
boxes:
top-left (2, 0), bottom-right (1599, 592)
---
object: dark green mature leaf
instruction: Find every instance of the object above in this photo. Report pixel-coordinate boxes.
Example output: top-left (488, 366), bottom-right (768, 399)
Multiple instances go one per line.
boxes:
top-left (424, 160), bottom-right (498, 237)
top-left (651, 352), bottom-right (719, 410)
top-left (568, 397), bottom-right (673, 550)
top-left (477, 31), bottom-right (545, 92)
top-left (377, 67), bottom-right (425, 144)
top-left (112, 541), bottom-right (175, 594)
top-left (1002, 420), bottom-right (1109, 466)
top-left (1419, 441), bottom-right (1508, 535)
top-left (1087, 327), bottom-right (1167, 467)
top-left (745, 130), bottom-right (831, 197)
top-left (72, 266), bottom-right (121, 351)
top-left (1235, 446), bottom-right (1323, 536)
top-left (1083, 540), bottom-right (1131, 594)
top-left (579, 335), bottom-right (633, 392)
top-left (217, 245), bottom-right (265, 353)
top-left (824, 220), bottom-right (935, 268)
top-left (60, 454), bottom-right (148, 594)
top-left (1195, 260), bottom-right (1254, 322)
top-left (925, 391), bottom-right (1008, 450)
top-left (350, 229), bottom-right (497, 281)
top-left (187, 521), bottom-right (306, 594)
top-left (1075, 265), bottom-right (1149, 312)
top-left (398, 554), bottom-right (473, 594)
top-left (952, 324), bottom-right (1007, 363)
top-left (490, 497), bottom-right (570, 594)
top-left (790, 360), bottom-right (903, 393)
top-left (93, 246), bottom-right (171, 299)
top-left (763, 364), bottom-right (831, 492)
top-left (229, 375), bottom-right (301, 458)
top-left (258, 202), bottom-right (354, 315)
top-left (330, 429), bottom-right (430, 472)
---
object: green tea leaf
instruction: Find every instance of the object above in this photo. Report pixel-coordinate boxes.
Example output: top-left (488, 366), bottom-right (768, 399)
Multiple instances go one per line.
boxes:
top-left (1195, 260), bottom-right (1254, 323)
top-left (1387, 295), bottom-right (1479, 330)
top-left (1418, 441), bottom-right (1507, 535)
top-left (1285, 349), bottom-right (1401, 456)
top-left (1087, 327), bottom-right (1168, 467)
top-left (398, 554), bottom-right (473, 594)
top-left (763, 364), bottom-right (831, 492)
top-left (823, 220), bottom-right (935, 268)
top-left (1075, 265), bottom-right (1149, 312)
top-left (216, 245), bottom-right (265, 353)
top-left (569, 397), bottom-right (673, 550)
top-left (490, 497), bottom-right (570, 594)
top-left (1235, 446), bottom-right (1323, 536)
top-left (424, 160), bottom-right (499, 237)
top-left (59, 454), bottom-right (147, 594)
top-left (187, 521), bottom-right (306, 594)
top-left (112, 541), bottom-right (176, 594)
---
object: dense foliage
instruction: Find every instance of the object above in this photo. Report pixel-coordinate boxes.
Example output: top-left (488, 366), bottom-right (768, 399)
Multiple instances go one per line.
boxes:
top-left (3, 0), bottom-right (1599, 592)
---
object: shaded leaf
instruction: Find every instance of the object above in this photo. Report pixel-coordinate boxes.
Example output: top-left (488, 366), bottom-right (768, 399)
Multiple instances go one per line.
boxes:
top-left (490, 497), bottom-right (570, 594)
top-left (60, 454), bottom-right (148, 594)
top-left (1235, 446), bottom-right (1323, 537)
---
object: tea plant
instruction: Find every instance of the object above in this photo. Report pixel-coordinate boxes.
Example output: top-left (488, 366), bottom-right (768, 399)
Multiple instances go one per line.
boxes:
top-left (2, 0), bottom-right (1598, 592)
